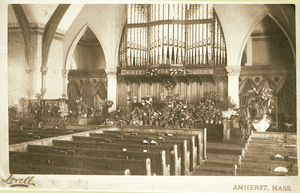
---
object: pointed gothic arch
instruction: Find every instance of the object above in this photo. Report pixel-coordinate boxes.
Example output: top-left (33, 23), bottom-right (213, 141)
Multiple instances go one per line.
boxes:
top-left (239, 79), bottom-right (256, 108)
top-left (239, 78), bottom-right (257, 94)
top-left (239, 13), bottom-right (295, 67)
top-left (65, 24), bottom-right (107, 70)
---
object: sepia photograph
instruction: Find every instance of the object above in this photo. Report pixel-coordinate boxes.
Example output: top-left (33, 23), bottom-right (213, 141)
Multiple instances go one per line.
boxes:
top-left (0, 0), bottom-right (299, 192)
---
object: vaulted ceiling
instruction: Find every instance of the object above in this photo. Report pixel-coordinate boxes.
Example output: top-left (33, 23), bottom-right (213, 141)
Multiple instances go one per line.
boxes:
top-left (8, 4), bottom-right (84, 33)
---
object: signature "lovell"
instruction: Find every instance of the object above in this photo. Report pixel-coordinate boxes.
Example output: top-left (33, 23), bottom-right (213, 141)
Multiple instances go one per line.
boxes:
top-left (2, 174), bottom-right (36, 187)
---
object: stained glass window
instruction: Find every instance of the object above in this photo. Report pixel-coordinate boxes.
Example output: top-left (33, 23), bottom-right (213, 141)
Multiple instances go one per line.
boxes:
top-left (119, 4), bottom-right (226, 67)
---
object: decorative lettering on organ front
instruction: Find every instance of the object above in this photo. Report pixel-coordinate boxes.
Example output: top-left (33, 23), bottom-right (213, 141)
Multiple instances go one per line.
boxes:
top-left (120, 68), bottom-right (214, 76)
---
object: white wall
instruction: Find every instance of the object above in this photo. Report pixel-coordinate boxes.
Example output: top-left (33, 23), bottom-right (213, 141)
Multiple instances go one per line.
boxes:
top-left (8, 32), bottom-right (27, 105)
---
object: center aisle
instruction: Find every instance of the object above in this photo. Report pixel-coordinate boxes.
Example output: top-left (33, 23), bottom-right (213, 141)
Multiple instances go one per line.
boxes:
top-left (191, 129), bottom-right (244, 176)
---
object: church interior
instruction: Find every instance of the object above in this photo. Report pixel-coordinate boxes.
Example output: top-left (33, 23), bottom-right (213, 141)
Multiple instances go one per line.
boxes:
top-left (4, 3), bottom-right (298, 176)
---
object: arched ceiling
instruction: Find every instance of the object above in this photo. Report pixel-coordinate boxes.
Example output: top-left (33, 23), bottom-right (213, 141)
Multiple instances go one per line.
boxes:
top-left (57, 4), bottom-right (84, 33)
top-left (21, 4), bottom-right (58, 25)
top-left (8, 4), bottom-right (84, 34)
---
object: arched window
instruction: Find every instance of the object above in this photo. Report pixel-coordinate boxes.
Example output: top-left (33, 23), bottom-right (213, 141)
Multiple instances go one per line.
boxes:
top-left (119, 4), bottom-right (226, 67)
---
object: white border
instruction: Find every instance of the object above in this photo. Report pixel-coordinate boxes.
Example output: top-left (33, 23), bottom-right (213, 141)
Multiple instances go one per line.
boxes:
top-left (0, 0), bottom-right (299, 192)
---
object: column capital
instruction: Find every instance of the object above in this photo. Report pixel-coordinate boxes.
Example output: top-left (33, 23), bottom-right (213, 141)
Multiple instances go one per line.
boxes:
top-left (226, 66), bottom-right (241, 76)
top-left (40, 66), bottom-right (48, 74)
top-left (105, 68), bottom-right (117, 76)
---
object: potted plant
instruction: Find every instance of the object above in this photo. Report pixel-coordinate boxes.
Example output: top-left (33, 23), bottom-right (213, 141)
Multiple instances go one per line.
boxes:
top-left (247, 88), bottom-right (275, 132)
top-left (219, 96), bottom-right (236, 119)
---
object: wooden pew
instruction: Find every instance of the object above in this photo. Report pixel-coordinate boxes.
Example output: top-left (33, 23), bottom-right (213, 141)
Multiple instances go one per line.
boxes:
top-left (87, 133), bottom-right (197, 174)
top-left (10, 151), bottom-right (151, 175)
top-left (9, 137), bottom-right (40, 144)
top-left (10, 162), bottom-right (130, 175)
top-left (96, 130), bottom-right (204, 171)
top-left (10, 133), bottom-right (65, 139)
top-left (52, 140), bottom-right (181, 176)
top-left (27, 144), bottom-right (170, 176)
top-left (102, 128), bottom-right (206, 163)
top-left (237, 132), bottom-right (297, 176)
top-left (72, 136), bottom-right (189, 175)
top-left (9, 127), bottom-right (88, 145)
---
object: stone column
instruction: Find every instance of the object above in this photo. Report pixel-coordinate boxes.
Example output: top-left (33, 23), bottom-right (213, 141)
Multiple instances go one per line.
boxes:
top-left (61, 69), bottom-right (68, 98)
top-left (106, 68), bottom-right (117, 112)
top-left (226, 66), bottom-right (241, 108)
top-left (40, 66), bottom-right (48, 98)
top-left (26, 33), bottom-right (42, 99)
top-left (25, 68), bottom-right (34, 98)
top-left (222, 118), bottom-right (231, 141)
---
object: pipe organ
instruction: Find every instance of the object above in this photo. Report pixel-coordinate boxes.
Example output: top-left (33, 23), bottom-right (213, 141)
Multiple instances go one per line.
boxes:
top-left (119, 4), bottom-right (226, 67)
top-left (118, 4), bottom-right (228, 106)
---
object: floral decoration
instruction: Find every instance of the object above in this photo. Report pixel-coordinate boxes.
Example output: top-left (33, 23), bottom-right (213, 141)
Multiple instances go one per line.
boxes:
top-left (75, 97), bottom-right (90, 118)
top-left (146, 68), bottom-right (157, 76)
top-left (58, 101), bottom-right (69, 119)
top-left (103, 92), bottom-right (232, 129)
top-left (169, 68), bottom-right (186, 77)
top-left (247, 88), bottom-right (274, 120)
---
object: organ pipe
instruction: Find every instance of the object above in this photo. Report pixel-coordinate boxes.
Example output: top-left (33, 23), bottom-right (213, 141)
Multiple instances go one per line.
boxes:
top-left (119, 4), bottom-right (226, 67)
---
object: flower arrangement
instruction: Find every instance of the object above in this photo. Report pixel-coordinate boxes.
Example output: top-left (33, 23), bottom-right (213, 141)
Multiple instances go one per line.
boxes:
top-left (8, 105), bottom-right (18, 122)
top-left (75, 97), bottom-right (90, 118)
top-left (161, 94), bottom-right (193, 128)
top-left (100, 99), bottom-right (114, 109)
top-left (141, 96), bottom-right (154, 107)
top-left (58, 101), bottom-right (69, 120)
top-left (146, 68), bottom-right (157, 76)
top-left (100, 92), bottom-right (237, 129)
top-left (247, 88), bottom-right (274, 120)
top-left (9, 98), bottom-right (38, 129)
top-left (165, 80), bottom-right (175, 90)
top-left (127, 91), bottom-right (132, 103)
top-left (169, 68), bottom-right (186, 77)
